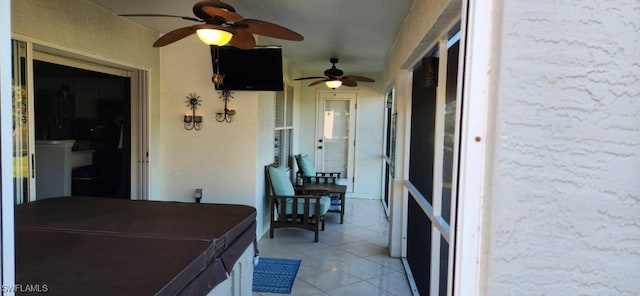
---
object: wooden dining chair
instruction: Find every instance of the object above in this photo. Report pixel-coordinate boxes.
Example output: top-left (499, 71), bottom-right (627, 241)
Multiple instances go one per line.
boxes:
top-left (294, 154), bottom-right (347, 223)
top-left (265, 164), bottom-right (331, 242)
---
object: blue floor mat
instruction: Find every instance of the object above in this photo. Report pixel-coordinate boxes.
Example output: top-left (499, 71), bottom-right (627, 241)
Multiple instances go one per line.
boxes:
top-left (252, 257), bottom-right (301, 294)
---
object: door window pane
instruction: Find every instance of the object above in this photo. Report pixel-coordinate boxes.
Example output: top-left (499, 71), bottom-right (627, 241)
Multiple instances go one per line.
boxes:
top-left (12, 40), bottom-right (30, 204)
top-left (321, 100), bottom-right (349, 176)
top-left (441, 40), bottom-right (459, 223)
top-left (274, 129), bottom-right (292, 168)
top-left (409, 50), bottom-right (439, 203)
top-left (274, 84), bottom-right (293, 169)
top-left (407, 196), bottom-right (432, 296)
top-left (439, 237), bottom-right (449, 296)
top-left (275, 90), bottom-right (285, 127)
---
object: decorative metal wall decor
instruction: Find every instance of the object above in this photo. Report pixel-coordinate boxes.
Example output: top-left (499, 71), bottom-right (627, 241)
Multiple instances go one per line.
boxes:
top-left (216, 89), bottom-right (235, 123)
top-left (184, 93), bottom-right (203, 130)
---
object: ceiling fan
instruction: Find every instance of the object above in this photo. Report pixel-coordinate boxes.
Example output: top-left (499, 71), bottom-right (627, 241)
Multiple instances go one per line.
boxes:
top-left (294, 58), bottom-right (375, 89)
top-left (121, 0), bottom-right (303, 49)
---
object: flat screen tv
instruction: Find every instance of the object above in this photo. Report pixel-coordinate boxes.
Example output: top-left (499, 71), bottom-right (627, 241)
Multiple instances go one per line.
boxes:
top-left (212, 46), bottom-right (284, 91)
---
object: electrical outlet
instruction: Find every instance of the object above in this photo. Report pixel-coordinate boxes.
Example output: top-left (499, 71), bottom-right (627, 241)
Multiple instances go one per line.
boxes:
top-left (195, 188), bottom-right (202, 203)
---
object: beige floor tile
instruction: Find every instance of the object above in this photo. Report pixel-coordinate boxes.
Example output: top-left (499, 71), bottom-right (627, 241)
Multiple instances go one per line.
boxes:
top-left (255, 198), bottom-right (411, 296)
top-left (366, 270), bottom-right (413, 296)
top-left (324, 280), bottom-right (392, 296)
top-left (333, 257), bottom-right (396, 280)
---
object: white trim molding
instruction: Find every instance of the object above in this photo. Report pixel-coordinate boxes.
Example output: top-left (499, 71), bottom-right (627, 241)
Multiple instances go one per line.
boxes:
top-left (453, 0), bottom-right (495, 294)
top-left (1, 0), bottom-right (16, 291)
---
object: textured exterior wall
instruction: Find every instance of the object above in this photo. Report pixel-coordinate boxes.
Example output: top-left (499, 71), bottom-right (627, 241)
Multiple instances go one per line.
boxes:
top-left (158, 36), bottom-right (276, 237)
top-left (485, 1), bottom-right (640, 294)
top-left (12, 0), bottom-right (159, 68)
top-left (387, 0), bottom-right (461, 82)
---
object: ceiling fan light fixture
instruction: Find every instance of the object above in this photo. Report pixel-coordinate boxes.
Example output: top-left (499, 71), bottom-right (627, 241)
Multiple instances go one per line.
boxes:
top-left (196, 28), bottom-right (233, 46)
top-left (325, 80), bottom-right (342, 89)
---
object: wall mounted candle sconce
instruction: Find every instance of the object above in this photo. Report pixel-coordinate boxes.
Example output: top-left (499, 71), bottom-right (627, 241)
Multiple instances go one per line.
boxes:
top-left (215, 89), bottom-right (235, 123)
top-left (184, 93), bottom-right (203, 130)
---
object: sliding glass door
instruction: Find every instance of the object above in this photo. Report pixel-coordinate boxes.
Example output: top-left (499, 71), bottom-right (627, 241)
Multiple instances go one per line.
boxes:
top-left (10, 39), bottom-right (149, 202)
top-left (12, 40), bottom-right (32, 205)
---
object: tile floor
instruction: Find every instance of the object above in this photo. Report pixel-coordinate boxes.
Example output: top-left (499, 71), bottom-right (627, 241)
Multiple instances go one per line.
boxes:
top-left (253, 198), bottom-right (413, 296)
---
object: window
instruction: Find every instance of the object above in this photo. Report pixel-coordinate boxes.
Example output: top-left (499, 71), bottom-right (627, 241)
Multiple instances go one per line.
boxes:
top-left (274, 84), bottom-right (294, 170)
top-left (382, 89), bottom-right (396, 213)
top-left (405, 28), bottom-right (461, 295)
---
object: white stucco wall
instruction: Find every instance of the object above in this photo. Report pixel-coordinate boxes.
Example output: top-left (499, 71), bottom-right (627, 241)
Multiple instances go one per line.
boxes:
top-left (353, 84), bottom-right (385, 198)
top-left (256, 92), bottom-right (276, 238)
top-left (158, 36), bottom-right (254, 205)
top-left (387, 0), bottom-right (461, 83)
top-left (158, 36), bottom-right (277, 236)
top-left (484, 1), bottom-right (640, 294)
top-left (11, 0), bottom-right (159, 69)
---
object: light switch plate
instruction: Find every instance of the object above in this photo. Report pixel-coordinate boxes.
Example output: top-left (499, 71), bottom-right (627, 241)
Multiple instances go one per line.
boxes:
top-left (195, 188), bottom-right (202, 203)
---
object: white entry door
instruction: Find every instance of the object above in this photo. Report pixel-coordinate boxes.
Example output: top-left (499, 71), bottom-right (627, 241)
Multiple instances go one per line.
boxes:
top-left (315, 91), bottom-right (356, 191)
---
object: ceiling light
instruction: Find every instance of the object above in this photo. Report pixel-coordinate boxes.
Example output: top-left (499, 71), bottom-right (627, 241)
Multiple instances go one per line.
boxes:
top-left (325, 80), bottom-right (342, 89)
top-left (196, 29), bottom-right (233, 46)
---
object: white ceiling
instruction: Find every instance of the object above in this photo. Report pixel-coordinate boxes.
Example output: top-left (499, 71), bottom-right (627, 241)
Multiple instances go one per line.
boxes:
top-left (87, 0), bottom-right (414, 77)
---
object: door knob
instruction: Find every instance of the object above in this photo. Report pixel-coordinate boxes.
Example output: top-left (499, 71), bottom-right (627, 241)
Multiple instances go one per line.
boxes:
top-left (318, 146), bottom-right (323, 149)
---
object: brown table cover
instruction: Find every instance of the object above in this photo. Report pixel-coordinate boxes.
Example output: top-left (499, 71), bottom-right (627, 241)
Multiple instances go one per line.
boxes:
top-left (15, 196), bottom-right (257, 296)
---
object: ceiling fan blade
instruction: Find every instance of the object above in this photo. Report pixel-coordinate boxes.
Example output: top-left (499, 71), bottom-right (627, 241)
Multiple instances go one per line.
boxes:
top-left (202, 6), bottom-right (244, 22)
top-left (341, 80), bottom-right (358, 87)
top-left (294, 76), bottom-right (325, 81)
top-left (309, 79), bottom-right (328, 86)
top-left (153, 26), bottom-right (197, 47)
top-left (239, 19), bottom-right (303, 41)
top-left (120, 14), bottom-right (203, 22)
top-left (342, 75), bottom-right (375, 82)
top-left (227, 29), bottom-right (256, 49)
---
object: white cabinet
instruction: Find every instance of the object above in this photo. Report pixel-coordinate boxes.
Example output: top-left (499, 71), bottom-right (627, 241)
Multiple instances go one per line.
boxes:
top-left (35, 140), bottom-right (75, 200)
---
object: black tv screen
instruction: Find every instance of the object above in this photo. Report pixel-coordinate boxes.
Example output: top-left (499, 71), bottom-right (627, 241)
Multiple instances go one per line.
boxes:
top-left (212, 46), bottom-right (284, 91)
